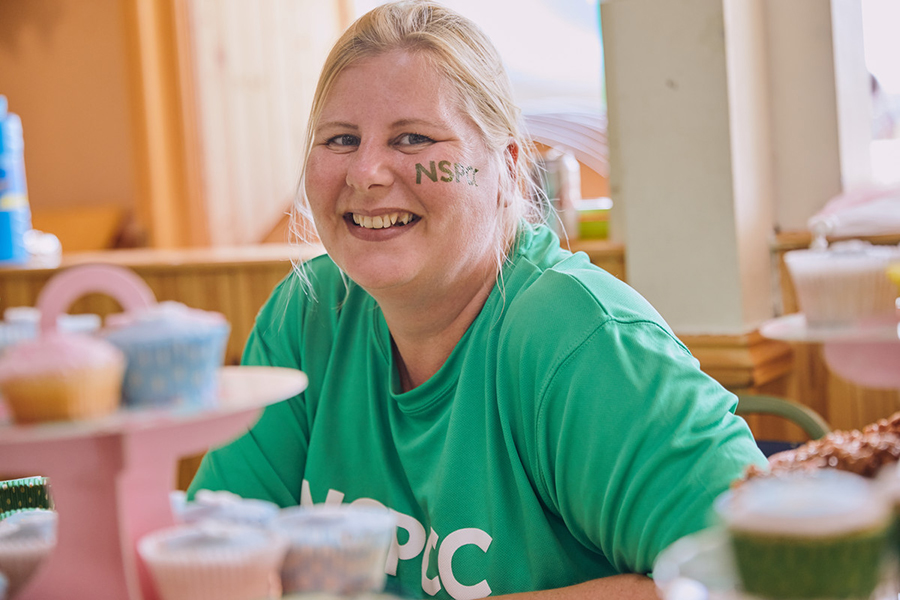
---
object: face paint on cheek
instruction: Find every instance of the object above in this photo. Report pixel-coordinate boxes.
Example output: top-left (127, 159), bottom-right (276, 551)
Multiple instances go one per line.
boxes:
top-left (466, 166), bottom-right (479, 187)
top-left (414, 161), bottom-right (480, 186)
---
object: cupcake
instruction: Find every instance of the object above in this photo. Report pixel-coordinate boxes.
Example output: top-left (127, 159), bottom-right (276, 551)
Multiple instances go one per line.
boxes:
top-left (0, 332), bottom-right (125, 423)
top-left (0, 263), bottom-right (159, 423)
top-left (272, 504), bottom-right (396, 596)
top-left (0, 509), bottom-right (58, 597)
top-left (785, 240), bottom-right (900, 327)
top-left (717, 469), bottom-right (891, 599)
top-left (170, 489), bottom-right (280, 529)
top-left (875, 462), bottom-right (900, 563)
top-left (0, 477), bottom-right (53, 516)
top-left (103, 302), bottom-right (230, 409)
top-left (138, 522), bottom-right (288, 600)
top-left (0, 307), bottom-right (102, 357)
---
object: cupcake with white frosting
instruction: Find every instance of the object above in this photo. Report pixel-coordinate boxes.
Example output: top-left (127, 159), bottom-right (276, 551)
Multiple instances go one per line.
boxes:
top-left (170, 489), bottom-right (280, 529)
top-left (718, 469), bottom-right (891, 599)
top-left (138, 522), bottom-right (288, 600)
top-left (785, 240), bottom-right (900, 327)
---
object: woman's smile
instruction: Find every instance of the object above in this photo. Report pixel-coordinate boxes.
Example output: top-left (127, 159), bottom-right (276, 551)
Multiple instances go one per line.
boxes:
top-left (305, 49), bottom-right (502, 296)
top-left (346, 211), bottom-right (420, 230)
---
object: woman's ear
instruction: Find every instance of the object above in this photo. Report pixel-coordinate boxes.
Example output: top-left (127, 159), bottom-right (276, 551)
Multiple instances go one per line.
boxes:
top-left (506, 141), bottom-right (519, 178)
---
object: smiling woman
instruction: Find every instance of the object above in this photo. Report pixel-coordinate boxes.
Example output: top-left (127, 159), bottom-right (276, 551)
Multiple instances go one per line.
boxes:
top-left (187, 3), bottom-right (767, 599)
top-left (304, 49), bottom-right (505, 309)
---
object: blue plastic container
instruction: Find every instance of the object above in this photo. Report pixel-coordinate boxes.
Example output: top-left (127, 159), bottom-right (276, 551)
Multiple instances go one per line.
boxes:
top-left (0, 95), bottom-right (32, 265)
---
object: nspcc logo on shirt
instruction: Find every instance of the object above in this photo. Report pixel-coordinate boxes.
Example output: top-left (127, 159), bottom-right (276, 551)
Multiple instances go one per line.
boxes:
top-left (302, 479), bottom-right (493, 600)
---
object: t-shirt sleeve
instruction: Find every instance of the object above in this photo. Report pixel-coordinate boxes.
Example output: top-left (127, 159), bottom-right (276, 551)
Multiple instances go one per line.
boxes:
top-left (187, 278), bottom-right (311, 507)
top-left (535, 318), bottom-right (767, 575)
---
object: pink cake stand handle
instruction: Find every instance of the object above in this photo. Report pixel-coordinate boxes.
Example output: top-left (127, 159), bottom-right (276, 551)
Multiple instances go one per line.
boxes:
top-left (35, 264), bottom-right (157, 335)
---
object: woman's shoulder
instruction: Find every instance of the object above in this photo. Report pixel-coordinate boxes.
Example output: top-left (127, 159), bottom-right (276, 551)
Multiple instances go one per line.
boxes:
top-left (263, 253), bottom-right (351, 305)
top-left (510, 225), bottom-right (670, 332)
top-left (254, 253), bottom-right (370, 331)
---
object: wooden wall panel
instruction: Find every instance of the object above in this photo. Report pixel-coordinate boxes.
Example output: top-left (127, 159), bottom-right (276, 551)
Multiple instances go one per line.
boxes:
top-left (185, 0), bottom-right (344, 246)
top-left (0, 244), bottom-right (324, 366)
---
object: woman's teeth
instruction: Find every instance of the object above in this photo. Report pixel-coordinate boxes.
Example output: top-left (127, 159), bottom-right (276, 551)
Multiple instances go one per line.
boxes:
top-left (351, 212), bottom-right (416, 229)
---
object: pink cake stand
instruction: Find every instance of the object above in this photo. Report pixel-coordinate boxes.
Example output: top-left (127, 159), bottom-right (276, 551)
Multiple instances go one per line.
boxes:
top-left (760, 313), bottom-right (900, 389)
top-left (0, 365), bottom-right (307, 600)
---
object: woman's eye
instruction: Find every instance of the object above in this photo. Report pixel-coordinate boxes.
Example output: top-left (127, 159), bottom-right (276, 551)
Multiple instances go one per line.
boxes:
top-left (396, 133), bottom-right (434, 147)
top-left (326, 134), bottom-right (360, 147)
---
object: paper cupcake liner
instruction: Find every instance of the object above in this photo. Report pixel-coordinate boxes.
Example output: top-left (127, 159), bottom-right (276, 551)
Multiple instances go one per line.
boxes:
top-left (0, 543), bottom-right (55, 597)
top-left (138, 524), bottom-right (287, 600)
top-left (144, 559), bottom-right (281, 600)
top-left (0, 478), bottom-right (53, 514)
top-left (792, 269), bottom-right (899, 326)
top-left (273, 505), bottom-right (396, 596)
top-left (786, 245), bottom-right (900, 326)
top-left (0, 511), bottom-right (57, 599)
top-left (111, 327), bottom-right (229, 409)
top-left (0, 363), bottom-right (123, 423)
top-left (731, 527), bottom-right (889, 599)
top-left (280, 544), bottom-right (389, 595)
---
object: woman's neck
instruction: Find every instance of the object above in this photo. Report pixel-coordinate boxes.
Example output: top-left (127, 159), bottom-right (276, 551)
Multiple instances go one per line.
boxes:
top-left (378, 268), bottom-right (497, 392)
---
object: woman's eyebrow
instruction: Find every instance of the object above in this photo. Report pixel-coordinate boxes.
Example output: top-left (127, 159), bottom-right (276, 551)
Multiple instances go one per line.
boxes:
top-left (316, 121), bottom-right (359, 131)
top-left (391, 118), bottom-right (447, 129)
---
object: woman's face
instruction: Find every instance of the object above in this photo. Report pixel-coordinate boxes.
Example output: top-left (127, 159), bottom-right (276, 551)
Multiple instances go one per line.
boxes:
top-left (305, 50), bottom-right (504, 299)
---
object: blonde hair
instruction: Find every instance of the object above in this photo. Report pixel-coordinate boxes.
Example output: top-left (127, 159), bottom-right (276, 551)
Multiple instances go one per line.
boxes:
top-left (291, 0), bottom-right (542, 276)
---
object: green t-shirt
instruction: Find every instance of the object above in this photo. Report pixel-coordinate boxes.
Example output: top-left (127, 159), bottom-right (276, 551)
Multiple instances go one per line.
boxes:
top-left (190, 224), bottom-right (766, 600)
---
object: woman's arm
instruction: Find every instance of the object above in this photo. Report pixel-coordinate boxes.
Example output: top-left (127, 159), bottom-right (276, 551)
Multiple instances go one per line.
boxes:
top-left (533, 318), bottom-right (766, 575)
top-left (501, 574), bottom-right (658, 600)
top-left (188, 276), bottom-right (312, 504)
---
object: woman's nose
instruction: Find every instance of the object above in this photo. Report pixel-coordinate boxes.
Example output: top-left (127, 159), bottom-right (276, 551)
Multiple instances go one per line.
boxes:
top-left (345, 142), bottom-right (393, 191)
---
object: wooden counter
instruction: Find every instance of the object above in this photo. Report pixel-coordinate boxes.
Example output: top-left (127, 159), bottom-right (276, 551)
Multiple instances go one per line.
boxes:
top-left (0, 244), bottom-right (325, 366)
top-left (1, 237), bottom-right (800, 464)
top-left (0, 240), bottom-right (620, 366)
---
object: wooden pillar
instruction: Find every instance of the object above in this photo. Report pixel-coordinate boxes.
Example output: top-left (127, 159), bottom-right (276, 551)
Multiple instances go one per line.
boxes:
top-left (601, 0), bottom-right (775, 335)
top-left (600, 0), bottom-right (872, 439)
top-left (121, 0), bottom-right (205, 248)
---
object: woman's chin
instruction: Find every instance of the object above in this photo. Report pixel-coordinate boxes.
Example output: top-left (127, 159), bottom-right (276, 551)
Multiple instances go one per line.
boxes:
top-left (338, 260), bottom-right (420, 296)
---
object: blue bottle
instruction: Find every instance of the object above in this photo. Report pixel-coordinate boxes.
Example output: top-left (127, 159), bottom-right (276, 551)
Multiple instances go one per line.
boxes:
top-left (0, 95), bottom-right (32, 265)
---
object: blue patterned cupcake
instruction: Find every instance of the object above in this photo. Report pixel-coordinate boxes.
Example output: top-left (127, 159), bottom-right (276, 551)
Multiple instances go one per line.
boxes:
top-left (102, 302), bottom-right (230, 409)
top-left (273, 504), bottom-right (397, 596)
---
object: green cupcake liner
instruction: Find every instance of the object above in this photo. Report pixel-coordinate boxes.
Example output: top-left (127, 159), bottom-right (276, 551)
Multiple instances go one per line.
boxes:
top-left (0, 477), bottom-right (53, 517)
top-left (731, 527), bottom-right (889, 599)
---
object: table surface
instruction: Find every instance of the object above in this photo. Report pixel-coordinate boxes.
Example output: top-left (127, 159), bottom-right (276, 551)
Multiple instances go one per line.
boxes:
top-left (0, 243), bottom-right (328, 275)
